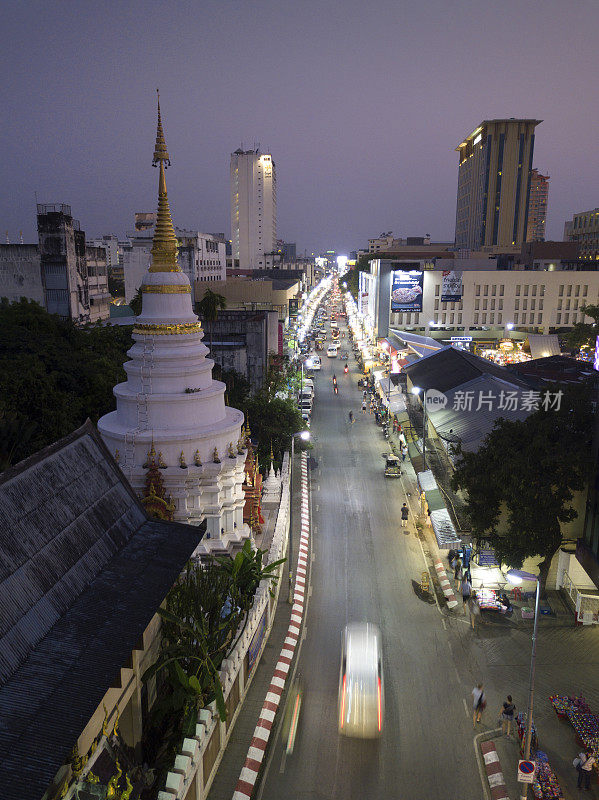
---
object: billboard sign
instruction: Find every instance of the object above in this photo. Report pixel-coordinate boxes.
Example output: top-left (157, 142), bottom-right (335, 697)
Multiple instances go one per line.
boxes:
top-left (441, 270), bottom-right (463, 302)
top-left (391, 270), bottom-right (424, 312)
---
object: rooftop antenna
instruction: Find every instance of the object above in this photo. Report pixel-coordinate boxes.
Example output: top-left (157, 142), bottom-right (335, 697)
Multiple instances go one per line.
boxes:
top-left (20, 230), bottom-right (23, 244)
top-left (5, 231), bottom-right (9, 244)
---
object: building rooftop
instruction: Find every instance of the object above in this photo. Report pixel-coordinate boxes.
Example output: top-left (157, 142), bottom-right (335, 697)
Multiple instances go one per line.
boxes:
top-left (0, 421), bottom-right (202, 799)
top-left (508, 355), bottom-right (597, 386)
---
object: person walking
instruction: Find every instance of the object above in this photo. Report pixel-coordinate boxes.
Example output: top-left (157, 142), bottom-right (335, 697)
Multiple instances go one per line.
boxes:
top-left (576, 749), bottom-right (596, 790)
top-left (401, 444), bottom-right (408, 462)
top-left (362, 399), bottom-right (367, 413)
top-left (454, 558), bottom-right (463, 590)
top-left (472, 683), bottom-right (486, 727)
top-left (461, 574), bottom-right (472, 610)
top-left (401, 502), bottom-right (409, 528)
top-left (468, 592), bottom-right (480, 630)
top-left (348, 410), bottom-right (354, 425)
top-left (500, 695), bottom-right (516, 737)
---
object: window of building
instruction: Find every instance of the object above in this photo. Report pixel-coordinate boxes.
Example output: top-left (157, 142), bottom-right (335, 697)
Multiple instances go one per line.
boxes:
top-left (515, 299), bottom-right (519, 310)
top-left (567, 285), bottom-right (572, 297)
top-left (435, 284), bottom-right (440, 296)
top-left (484, 285), bottom-right (489, 296)
top-left (491, 299), bottom-right (495, 310)
top-left (475, 285), bottom-right (480, 296)
top-left (441, 301), bottom-right (447, 310)
top-left (490, 313), bottom-right (495, 323)
top-left (459, 301), bottom-right (463, 310)
top-left (524, 285), bottom-right (529, 296)
top-left (532, 285), bottom-right (537, 296)
top-left (492, 285), bottom-right (496, 296)
top-left (482, 313), bottom-right (487, 323)
top-left (574, 299), bottom-right (579, 310)
top-left (474, 313), bottom-right (479, 323)
top-left (442, 313), bottom-right (446, 323)
top-left (483, 299), bottom-right (488, 310)
top-left (434, 314), bottom-right (439, 324)
top-left (475, 299), bottom-right (480, 310)
top-left (516, 284), bottom-right (521, 296)
top-left (498, 313), bottom-right (502, 323)
top-left (584, 285), bottom-right (588, 297)
top-left (523, 300), bottom-right (528, 310)
top-left (450, 313), bottom-right (454, 323)
top-left (564, 313), bottom-right (570, 324)
top-left (540, 284), bottom-right (545, 297)
top-left (559, 285), bottom-right (564, 297)
top-left (531, 299), bottom-right (535, 310)
top-left (498, 299), bottom-right (503, 310)
top-left (514, 313), bottom-right (519, 323)
top-left (566, 299), bottom-right (571, 310)
top-left (557, 313), bottom-right (561, 324)
top-left (458, 313), bottom-right (462, 323)
top-left (500, 284), bottom-right (504, 296)
top-left (575, 285), bottom-right (580, 297)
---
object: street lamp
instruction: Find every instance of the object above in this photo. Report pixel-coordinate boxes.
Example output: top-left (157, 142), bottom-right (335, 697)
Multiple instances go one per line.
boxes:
top-left (506, 568), bottom-right (541, 800)
top-left (288, 430), bottom-right (310, 601)
top-left (411, 386), bottom-right (427, 470)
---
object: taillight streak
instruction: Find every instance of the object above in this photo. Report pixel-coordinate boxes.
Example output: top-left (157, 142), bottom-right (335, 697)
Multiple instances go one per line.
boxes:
top-left (377, 677), bottom-right (382, 731)
top-left (340, 675), bottom-right (346, 727)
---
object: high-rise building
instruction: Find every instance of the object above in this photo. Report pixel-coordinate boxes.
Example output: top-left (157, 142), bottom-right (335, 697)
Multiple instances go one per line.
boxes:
top-left (526, 169), bottom-right (550, 242)
top-left (230, 148), bottom-right (277, 269)
top-left (564, 208), bottom-right (599, 262)
top-left (454, 119), bottom-right (541, 250)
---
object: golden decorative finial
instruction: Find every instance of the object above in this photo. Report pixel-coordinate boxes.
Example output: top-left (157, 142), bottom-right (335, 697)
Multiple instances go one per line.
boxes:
top-left (194, 449), bottom-right (202, 466)
top-left (149, 90), bottom-right (180, 274)
top-left (102, 704), bottom-right (109, 738)
top-left (112, 705), bottom-right (120, 739)
top-left (70, 742), bottom-right (87, 778)
top-left (270, 442), bottom-right (274, 463)
top-left (158, 451), bottom-right (167, 468)
top-left (228, 441), bottom-right (235, 458)
top-left (213, 446), bottom-right (221, 463)
top-left (180, 451), bottom-right (187, 468)
top-left (114, 448), bottom-right (120, 464)
top-left (237, 436), bottom-right (245, 454)
top-left (107, 760), bottom-right (123, 799)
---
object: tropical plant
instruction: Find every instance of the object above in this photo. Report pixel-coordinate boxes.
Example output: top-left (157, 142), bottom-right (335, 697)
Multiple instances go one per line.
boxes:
top-left (565, 304), bottom-right (599, 350)
top-left (196, 288), bottom-right (227, 354)
top-left (129, 287), bottom-right (143, 316)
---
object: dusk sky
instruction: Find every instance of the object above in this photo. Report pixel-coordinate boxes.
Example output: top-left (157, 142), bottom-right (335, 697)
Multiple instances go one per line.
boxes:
top-left (2, 0), bottom-right (598, 255)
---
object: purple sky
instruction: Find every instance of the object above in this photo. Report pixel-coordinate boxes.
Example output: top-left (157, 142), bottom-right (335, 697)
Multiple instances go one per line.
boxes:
top-left (2, 0), bottom-right (598, 255)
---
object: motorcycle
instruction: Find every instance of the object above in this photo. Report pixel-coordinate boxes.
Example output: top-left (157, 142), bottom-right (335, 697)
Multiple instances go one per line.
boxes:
top-left (344, 364), bottom-right (349, 374)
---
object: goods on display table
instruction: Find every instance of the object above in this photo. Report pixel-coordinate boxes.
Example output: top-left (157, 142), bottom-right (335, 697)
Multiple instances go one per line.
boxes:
top-left (532, 751), bottom-right (564, 800)
top-left (550, 694), bottom-right (599, 751)
top-left (476, 587), bottom-right (512, 614)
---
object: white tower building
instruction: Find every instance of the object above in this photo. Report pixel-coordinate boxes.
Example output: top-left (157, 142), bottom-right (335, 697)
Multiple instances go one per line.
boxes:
top-left (230, 148), bottom-right (277, 269)
top-left (99, 96), bottom-right (249, 545)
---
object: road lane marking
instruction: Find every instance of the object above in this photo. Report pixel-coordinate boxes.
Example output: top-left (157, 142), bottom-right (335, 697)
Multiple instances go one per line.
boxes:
top-left (463, 697), bottom-right (469, 717)
top-left (315, 504), bottom-right (319, 511)
top-left (441, 618), bottom-right (447, 630)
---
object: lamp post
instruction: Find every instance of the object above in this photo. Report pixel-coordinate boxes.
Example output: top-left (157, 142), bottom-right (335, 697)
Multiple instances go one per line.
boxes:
top-left (411, 386), bottom-right (427, 470)
top-left (507, 569), bottom-right (541, 800)
top-left (288, 430), bottom-right (310, 602)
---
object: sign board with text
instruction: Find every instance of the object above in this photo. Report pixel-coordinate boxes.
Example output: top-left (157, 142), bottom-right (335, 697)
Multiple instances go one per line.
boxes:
top-left (390, 270), bottom-right (424, 312)
top-left (517, 760), bottom-right (536, 783)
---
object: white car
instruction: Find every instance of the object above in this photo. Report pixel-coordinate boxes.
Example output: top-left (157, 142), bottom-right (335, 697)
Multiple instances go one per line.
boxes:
top-left (306, 356), bottom-right (321, 370)
top-left (327, 345), bottom-right (338, 358)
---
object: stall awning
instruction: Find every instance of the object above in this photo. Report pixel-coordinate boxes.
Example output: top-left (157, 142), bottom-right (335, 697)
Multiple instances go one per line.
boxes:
top-left (430, 509), bottom-right (461, 549)
top-left (424, 487), bottom-right (446, 512)
top-left (417, 470), bottom-right (437, 492)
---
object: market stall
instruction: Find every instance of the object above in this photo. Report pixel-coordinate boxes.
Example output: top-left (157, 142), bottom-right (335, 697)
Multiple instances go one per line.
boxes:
top-left (532, 752), bottom-right (564, 800)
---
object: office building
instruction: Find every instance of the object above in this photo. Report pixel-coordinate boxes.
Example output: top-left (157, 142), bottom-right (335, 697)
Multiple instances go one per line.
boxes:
top-left (564, 207), bottom-right (599, 262)
top-left (455, 119), bottom-right (541, 250)
top-left (230, 148), bottom-right (277, 269)
top-left (526, 169), bottom-right (550, 242)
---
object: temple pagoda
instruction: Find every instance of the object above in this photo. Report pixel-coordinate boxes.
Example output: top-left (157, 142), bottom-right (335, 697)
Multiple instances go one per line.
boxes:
top-left (98, 94), bottom-right (248, 544)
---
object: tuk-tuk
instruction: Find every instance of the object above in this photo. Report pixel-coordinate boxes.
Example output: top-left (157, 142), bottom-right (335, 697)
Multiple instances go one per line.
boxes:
top-left (384, 453), bottom-right (401, 478)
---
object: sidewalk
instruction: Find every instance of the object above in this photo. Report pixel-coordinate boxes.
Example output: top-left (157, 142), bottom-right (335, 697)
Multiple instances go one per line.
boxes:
top-left (206, 457), bottom-right (304, 800)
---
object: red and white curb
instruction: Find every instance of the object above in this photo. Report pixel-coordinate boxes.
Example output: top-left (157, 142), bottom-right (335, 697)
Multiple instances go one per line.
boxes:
top-left (232, 451), bottom-right (309, 800)
top-left (433, 558), bottom-right (459, 609)
top-left (481, 741), bottom-right (509, 800)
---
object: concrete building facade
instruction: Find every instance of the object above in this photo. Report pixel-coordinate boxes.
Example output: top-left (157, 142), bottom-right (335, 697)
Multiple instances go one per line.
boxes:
top-left (564, 207), bottom-right (599, 263)
top-left (455, 119), bottom-right (541, 250)
top-left (230, 148), bottom-right (277, 269)
top-left (526, 169), bottom-right (550, 242)
top-left (0, 244), bottom-right (44, 305)
top-left (363, 259), bottom-right (599, 340)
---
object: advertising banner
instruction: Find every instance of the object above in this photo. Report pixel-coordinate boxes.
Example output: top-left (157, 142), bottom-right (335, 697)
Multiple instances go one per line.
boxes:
top-left (390, 270), bottom-right (424, 312)
top-left (441, 270), bottom-right (463, 302)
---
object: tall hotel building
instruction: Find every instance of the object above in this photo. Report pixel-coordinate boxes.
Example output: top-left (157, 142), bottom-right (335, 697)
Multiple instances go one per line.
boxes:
top-left (454, 119), bottom-right (541, 250)
top-left (230, 148), bottom-right (277, 269)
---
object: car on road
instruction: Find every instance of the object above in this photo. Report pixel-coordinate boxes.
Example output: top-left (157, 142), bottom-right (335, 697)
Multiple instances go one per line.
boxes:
top-left (338, 623), bottom-right (383, 738)
top-left (306, 355), bottom-right (321, 370)
top-left (327, 345), bottom-right (338, 357)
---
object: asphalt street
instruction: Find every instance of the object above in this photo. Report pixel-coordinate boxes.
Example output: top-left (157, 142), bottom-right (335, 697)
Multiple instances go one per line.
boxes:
top-left (257, 315), bottom-right (487, 800)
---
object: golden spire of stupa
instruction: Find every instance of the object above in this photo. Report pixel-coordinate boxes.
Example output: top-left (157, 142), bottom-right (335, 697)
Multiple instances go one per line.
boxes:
top-left (149, 90), bottom-right (180, 273)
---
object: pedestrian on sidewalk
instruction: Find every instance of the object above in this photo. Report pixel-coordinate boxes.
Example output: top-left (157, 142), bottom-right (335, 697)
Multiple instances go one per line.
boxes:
top-left (468, 592), bottom-right (480, 630)
top-left (472, 683), bottom-right (486, 727)
top-left (576, 750), bottom-right (596, 789)
top-left (401, 444), bottom-right (408, 461)
top-left (500, 695), bottom-right (516, 737)
top-left (401, 503), bottom-right (409, 528)
top-left (362, 399), bottom-right (367, 413)
top-left (454, 557), bottom-right (463, 590)
top-left (461, 574), bottom-right (472, 609)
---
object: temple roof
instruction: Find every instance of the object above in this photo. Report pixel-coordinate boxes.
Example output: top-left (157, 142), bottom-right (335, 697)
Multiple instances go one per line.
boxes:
top-left (0, 420), bottom-right (202, 799)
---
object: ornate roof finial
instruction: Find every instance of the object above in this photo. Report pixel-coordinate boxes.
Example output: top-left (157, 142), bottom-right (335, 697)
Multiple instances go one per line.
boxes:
top-left (149, 90), bottom-right (180, 274)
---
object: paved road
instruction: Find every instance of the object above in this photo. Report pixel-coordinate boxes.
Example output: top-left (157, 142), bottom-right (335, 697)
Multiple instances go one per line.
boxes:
top-left (257, 314), bottom-right (486, 800)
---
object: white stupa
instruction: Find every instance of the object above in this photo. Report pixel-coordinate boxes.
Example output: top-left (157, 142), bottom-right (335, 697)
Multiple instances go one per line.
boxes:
top-left (99, 94), bottom-right (248, 545)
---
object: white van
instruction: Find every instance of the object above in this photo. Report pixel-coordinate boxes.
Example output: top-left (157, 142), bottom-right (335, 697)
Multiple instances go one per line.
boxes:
top-left (327, 345), bottom-right (338, 358)
top-left (307, 356), bottom-right (321, 371)
top-left (338, 623), bottom-right (383, 738)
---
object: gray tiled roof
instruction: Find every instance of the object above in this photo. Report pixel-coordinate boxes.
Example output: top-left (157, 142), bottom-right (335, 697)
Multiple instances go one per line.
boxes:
top-left (403, 345), bottom-right (535, 393)
top-left (427, 374), bottom-right (533, 453)
top-left (0, 421), bottom-right (202, 800)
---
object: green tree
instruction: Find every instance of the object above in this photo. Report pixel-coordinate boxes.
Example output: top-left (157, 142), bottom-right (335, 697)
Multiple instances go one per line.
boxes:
top-left (451, 385), bottom-right (593, 596)
top-left (339, 252), bottom-right (397, 299)
top-left (129, 286), bottom-right (143, 316)
top-left (0, 298), bottom-right (132, 467)
top-left (244, 394), bottom-right (305, 470)
top-left (565, 304), bottom-right (599, 350)
top-left (212, 366), bottom-right (251, 409)
top-left (196, 288), bottom-right (227, 353)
